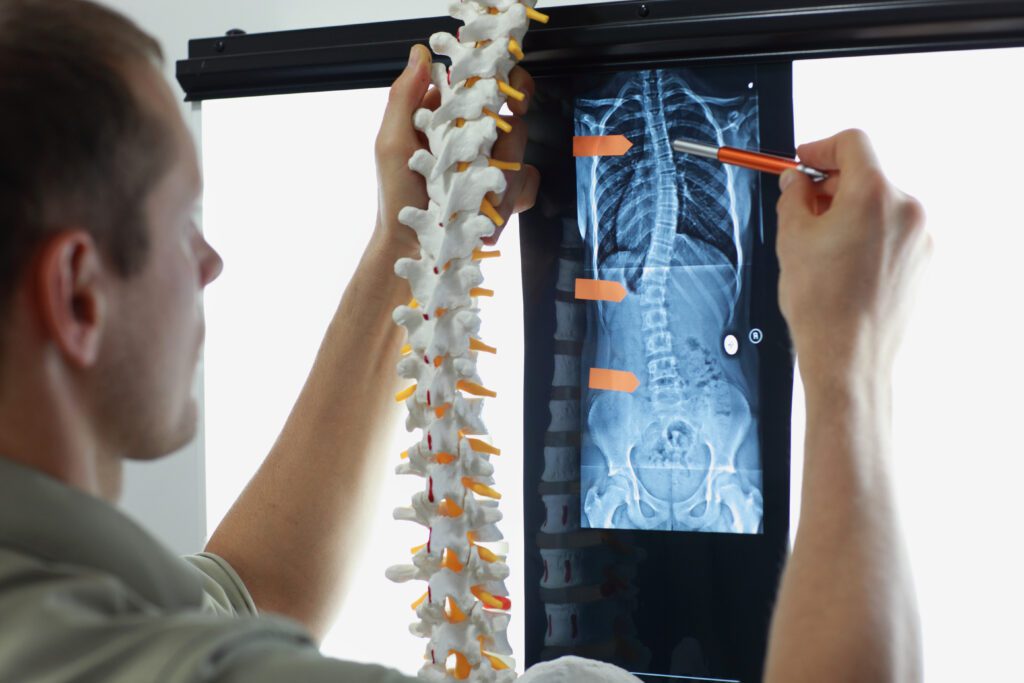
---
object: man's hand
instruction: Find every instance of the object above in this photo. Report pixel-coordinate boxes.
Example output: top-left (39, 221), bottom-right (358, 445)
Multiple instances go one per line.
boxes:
top-left (765, 129), bottom-right (927, 683)
top-left (373, 44), bottom-right (540, 255)
top-left (776, 129), bottom-right (931, 385)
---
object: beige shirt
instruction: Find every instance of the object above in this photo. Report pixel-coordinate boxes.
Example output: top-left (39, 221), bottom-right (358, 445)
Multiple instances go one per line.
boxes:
top-left (0, 457), bottom-right (414, 683)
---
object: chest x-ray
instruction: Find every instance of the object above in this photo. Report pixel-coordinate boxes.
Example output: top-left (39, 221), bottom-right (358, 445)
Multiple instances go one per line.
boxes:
top-left (577, 68), bottom-right (764, 534)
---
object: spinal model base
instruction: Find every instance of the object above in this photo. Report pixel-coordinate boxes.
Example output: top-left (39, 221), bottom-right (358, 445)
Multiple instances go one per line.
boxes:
top-left (387, 2), bottom-right (547, 681)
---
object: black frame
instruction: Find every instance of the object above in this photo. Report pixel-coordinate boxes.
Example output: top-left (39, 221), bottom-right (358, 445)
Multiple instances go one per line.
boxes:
top-left (517, 61), bottom-right (795, 682)
top-left (177, 0), bottom-right (1024, 101)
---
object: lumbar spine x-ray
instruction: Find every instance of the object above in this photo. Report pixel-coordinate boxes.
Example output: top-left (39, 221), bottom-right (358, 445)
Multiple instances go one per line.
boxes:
top-left (387, 2), bottom-right (548, 680)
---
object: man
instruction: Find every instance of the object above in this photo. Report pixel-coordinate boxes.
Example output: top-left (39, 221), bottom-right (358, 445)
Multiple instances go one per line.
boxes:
top-left (0, 1), bottom-right (928, 681)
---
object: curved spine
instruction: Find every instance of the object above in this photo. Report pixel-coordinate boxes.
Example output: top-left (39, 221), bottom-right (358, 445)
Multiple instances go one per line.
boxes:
top-left (388, 3), bottom-right (547, 681)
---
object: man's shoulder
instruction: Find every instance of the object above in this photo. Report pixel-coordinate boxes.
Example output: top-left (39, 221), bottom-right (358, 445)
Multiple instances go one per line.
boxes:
top-left (183, 552), bottom-right (260, 617)
top-left (0, 545), bottom-right (312, 681)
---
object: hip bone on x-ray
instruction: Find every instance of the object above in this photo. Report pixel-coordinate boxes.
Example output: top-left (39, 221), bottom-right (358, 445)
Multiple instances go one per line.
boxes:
top-left (577, 67), bottom-right (764, 534)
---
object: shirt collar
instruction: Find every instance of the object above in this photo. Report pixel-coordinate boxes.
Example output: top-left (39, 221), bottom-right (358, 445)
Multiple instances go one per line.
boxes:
top-left (0, 456), bottom-right (204, 610)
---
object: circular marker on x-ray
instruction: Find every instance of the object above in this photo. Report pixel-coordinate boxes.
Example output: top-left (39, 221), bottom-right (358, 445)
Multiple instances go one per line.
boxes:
top-left (749, 328), bottom-right (764, 345)
top-left (723, 334), bottom-right (740, 357)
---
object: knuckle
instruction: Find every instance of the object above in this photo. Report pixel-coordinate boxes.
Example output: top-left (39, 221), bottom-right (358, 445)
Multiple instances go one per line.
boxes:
top-left (854, 168), bottom-right (889, 202)
top-left (839, 128), bottom-right (870, 147)
top-left (374, 131), bottom-right (403, 159)
top-left (900, 195), bottom-right (926, 230)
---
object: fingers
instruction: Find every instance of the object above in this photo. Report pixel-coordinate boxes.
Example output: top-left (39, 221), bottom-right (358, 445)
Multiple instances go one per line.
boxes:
top-left (515, 164), bottom-right (541, 215)
top-left (481, 68), bottom-right (539, 243)
top-left (375, 45), bottom-right (432, 251)
top-left (776, 170), bottom-right (819, 228)
top-left (496, 164), bottom-right (540, 221)
top-left (376, 45), bottom-right (431, 158)
top-left (814, 172), bottom-right (841, 198)
top-left (491, 113), bottom-right (528, 170)
top-left (375, 45), bottom-right (431, 201)
top-left (483, 163), bottom-right (539, 245)
top-left (797, 129), bottom-right (881, 178)
top-left (506, 66), bottom-right (535, 117)
top-left (421, 85), bottom-right (441, 112)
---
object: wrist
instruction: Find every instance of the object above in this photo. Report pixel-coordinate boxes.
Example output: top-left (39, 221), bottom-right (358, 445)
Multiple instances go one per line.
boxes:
top-left (368, 219), bottom-right (420, 263)
top-left (800, 359), bottom-right (893, 428)
top-left (793, 322), bottom-right (894, 387)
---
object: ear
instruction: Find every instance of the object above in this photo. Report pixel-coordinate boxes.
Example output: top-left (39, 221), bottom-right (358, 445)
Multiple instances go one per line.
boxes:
top-left (33, 231), bottom-right (107, 368)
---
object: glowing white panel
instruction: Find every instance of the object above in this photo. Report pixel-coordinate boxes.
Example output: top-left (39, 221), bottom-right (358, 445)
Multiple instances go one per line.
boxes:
top-left (794, 48), bottom-right (1024, 683)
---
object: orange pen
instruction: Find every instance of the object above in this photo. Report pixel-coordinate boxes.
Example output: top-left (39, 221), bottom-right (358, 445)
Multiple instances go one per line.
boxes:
top-left (672, 138), bottom-right (829, 182)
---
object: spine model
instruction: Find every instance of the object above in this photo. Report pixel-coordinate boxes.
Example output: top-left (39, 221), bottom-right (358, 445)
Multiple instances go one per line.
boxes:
top-left (387, 2), bottom-right (547, 681)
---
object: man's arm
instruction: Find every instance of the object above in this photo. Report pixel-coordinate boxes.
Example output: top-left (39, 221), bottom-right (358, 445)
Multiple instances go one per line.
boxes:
top-left (203, 45), bottom-right (538, 640)
top-left (764, 130), bottom-right (930, 683)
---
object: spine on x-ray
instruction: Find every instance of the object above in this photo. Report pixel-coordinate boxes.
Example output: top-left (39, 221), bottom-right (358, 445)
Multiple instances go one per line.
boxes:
top-left (387, 2), bottom-right (548, 681)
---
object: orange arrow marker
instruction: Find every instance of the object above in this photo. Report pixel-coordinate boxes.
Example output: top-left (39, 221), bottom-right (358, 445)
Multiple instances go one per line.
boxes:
top-left (573, 135), bottom-right (633, 158)
top-left (575, 279), bottom-right (627, 303)
top-left (589, 368), bottom-right (640, 394)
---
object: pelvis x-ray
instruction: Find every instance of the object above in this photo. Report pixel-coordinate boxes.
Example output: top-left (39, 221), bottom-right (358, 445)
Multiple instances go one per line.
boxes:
top-left (578, 68), bottom-right (764, 534)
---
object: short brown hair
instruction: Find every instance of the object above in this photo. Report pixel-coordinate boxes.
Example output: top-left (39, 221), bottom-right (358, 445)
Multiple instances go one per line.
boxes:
top-left (0, 0), bottom-right (172, 315)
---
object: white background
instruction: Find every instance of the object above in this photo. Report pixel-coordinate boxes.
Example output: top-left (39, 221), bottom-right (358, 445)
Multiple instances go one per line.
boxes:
top-left (97, 0), bottom-right (1024, 680)
top-left (791, 49), bottom-right (1024, 683)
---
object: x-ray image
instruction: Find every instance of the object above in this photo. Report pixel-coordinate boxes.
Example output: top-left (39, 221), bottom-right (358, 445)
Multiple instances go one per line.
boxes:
top-left (578, 68), bottom-right (765, 534)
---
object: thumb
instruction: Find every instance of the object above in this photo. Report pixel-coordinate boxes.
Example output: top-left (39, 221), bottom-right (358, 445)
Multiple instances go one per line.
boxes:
top-left (380, 45), bottom-right (431, 143)
top-left (776, 169), bottom-right (817, 229)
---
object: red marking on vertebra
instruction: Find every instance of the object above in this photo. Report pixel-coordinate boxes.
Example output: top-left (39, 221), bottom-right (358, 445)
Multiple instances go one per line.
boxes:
top-left (562, 505), bottom-right (569, 526)
top-left (426, 391), bottom-right (432, 407)
top-left (564, 560), bottom-right (572, 583)
top-left (428, 477), bottom-right (435, 503)
top-left (431, 649), bottom-right (436, 665)
top-left (423, 314), bottom-right (430, 321)
top-left (571, 614), bottom-right (579, 639)
top-left (427, 528), bottom-right (433, 554)
top-left (427, 433), bottom-right (433, 451)
top-left (433, 267), bottom-right (440, 274)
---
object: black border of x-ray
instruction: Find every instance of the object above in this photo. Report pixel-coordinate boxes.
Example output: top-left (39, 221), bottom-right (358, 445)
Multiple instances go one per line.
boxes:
top-left (517, 61), bottom-right (796, 681)
top-left (176, 0), bottom-right (1024, 102)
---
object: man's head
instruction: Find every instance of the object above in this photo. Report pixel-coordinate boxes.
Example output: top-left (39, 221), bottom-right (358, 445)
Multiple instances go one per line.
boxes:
top-left (0, 0), bottom-right (222, 491)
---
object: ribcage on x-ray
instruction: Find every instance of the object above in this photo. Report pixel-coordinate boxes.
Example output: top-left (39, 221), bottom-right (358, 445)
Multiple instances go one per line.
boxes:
top-left (577, 70), bottom-right (750, 293)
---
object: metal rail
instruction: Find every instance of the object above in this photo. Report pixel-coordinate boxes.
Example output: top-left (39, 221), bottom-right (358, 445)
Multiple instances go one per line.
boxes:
top-left (176, 0), bottom-right (1024, 101)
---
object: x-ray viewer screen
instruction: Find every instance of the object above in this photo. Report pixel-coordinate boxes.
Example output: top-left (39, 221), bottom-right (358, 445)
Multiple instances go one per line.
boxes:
top-left (577, 67), bottom-right (764, 534)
